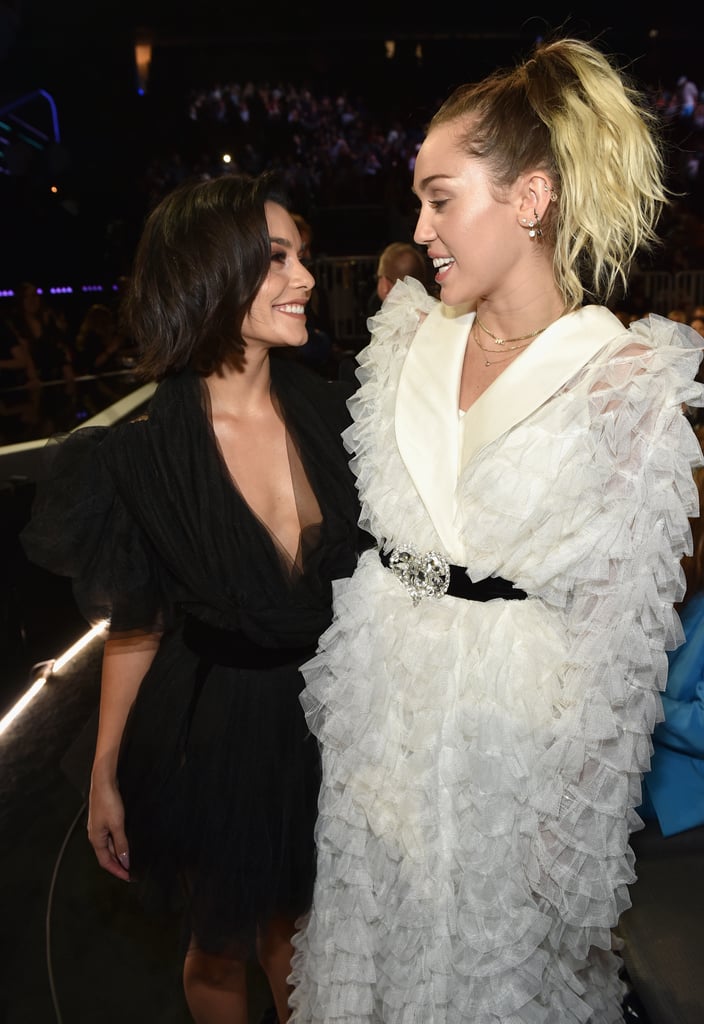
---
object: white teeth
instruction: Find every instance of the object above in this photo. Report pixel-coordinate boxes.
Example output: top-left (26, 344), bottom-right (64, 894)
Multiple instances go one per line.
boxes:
top-left (276, 304), bottom-right (305, 314)
top-left (432, 257), bottom-right (455, 270)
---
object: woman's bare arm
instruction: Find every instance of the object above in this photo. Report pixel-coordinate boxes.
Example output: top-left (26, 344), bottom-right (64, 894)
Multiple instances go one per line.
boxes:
top-left (88, 631), bottom-right (161, 880)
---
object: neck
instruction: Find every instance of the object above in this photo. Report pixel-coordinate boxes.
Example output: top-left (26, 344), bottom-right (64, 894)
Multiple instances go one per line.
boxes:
top-left (204, 348), bottom-right (273, 416)
top-left (476, 291), bottom-right (567, 342)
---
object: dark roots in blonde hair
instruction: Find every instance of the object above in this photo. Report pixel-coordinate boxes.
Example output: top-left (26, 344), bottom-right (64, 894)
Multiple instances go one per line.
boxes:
top-left (430, 36), bottom-right (667, 309)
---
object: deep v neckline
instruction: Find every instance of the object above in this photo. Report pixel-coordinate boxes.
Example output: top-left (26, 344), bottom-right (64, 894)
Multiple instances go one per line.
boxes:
top-left (237, 428), bottom-right (323, 575)
top-left (202, 378), bottom-right (324, 574)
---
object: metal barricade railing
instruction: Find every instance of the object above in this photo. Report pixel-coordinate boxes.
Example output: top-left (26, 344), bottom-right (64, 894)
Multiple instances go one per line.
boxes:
top-left (630, 271), bottom-right (676, 315)
top-left (674, 270), bottom-right (704, 311)
top-left (313, 255), bottom-right (378, 346)
top-left (628, 269), bottom-right (704, 315)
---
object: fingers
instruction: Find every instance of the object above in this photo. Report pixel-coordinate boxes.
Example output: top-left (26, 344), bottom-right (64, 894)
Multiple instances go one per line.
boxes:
top-left (105, 863), bottom-right (130, 881)
top-left (88, 820), bottom-right (131, 881)
top-left (100, 853), bottom-right (130, 882)
top-left (87, 783), bottom-right (130, 881)
top-left (94, 836), bottom-right (130, 881)
top-left (108, 830), bottom-right (131, 875)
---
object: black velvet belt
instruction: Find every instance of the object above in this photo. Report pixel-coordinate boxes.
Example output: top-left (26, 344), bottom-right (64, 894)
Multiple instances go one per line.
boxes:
top-left (179, 614), bottom-right (318, 752)
top-left (182, 614), bottom-right (317, 670)
top-left (379, 548), bottom-right (527, 603)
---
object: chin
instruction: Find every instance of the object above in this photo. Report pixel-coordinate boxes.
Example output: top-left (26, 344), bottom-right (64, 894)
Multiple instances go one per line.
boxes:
top-left (440, 282), bottom-right (477, 308)
top-left (271, 334), bottom-right (306, 349)
top-left (439, 287), bottom-right (462, 307)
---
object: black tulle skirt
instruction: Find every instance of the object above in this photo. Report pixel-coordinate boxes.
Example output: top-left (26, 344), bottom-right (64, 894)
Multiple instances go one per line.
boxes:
top-left (117, 625), bottom-right (321, 955)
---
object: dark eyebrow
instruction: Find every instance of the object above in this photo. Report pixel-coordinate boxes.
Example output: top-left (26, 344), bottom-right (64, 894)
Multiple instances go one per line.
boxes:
top-left (268, 235), bottom-right (292, 247)
top-left (413, 173), bottom-right (453, 195)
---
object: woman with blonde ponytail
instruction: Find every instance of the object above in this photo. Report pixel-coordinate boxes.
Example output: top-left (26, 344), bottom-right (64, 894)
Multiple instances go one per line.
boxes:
top-left (289, 36), bottom-right (704, 1023)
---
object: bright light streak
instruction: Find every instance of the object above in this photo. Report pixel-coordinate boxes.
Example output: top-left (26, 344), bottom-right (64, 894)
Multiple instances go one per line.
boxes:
top-left (0, 620), bottom-right (108, 737)
top-left (53, 620), bottom-right (108, 671)
top-left (0, 677), bottom-right (49, 734)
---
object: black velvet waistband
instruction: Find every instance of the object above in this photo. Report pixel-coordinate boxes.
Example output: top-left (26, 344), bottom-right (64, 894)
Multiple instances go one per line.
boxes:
top-left (182, 614), bottom-right (317, 671)
top-left (379, 550), bottom-right (527, 603)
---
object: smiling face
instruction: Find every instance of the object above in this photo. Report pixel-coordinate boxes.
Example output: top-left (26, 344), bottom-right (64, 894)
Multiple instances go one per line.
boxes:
top-left (412, 122), bottom-right (526, 308)
top-left (241, 201), bottom-right (315, 353)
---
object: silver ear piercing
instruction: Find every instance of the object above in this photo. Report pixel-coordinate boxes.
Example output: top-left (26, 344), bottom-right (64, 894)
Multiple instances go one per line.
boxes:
top-left (528, 210), bottom-right (543, 239)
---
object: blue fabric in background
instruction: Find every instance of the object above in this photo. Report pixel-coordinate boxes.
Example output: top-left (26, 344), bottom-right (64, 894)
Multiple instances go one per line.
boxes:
top-left (640, 589), bottom-right (704, 836)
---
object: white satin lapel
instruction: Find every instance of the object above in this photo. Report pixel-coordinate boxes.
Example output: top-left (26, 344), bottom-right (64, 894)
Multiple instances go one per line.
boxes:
top-left (395, 302), bottom-right (472, 560)
top-left (460, 305), bottom-right (626, 469)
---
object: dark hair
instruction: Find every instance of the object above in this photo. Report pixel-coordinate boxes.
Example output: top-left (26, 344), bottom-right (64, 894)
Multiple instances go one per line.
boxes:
top-left (123, 172), bottom-right (290, 379)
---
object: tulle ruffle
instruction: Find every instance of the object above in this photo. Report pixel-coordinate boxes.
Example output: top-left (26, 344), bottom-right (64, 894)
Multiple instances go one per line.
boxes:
top-left (346, 277), bottom-right (441, 557)
top-left (119, 630), bottom-right (322, 955)
top-left (291, 555), bottom-right (627, 1022)
top-left (20, 425), bottom-right (169, 632)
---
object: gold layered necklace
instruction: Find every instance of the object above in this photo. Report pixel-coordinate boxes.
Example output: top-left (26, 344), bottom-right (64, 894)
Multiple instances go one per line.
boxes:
top-left (473, 310), bottom-right (565, 367)
top-left (473, 330), bottom-right (533, 366)
top-left (475, 313), bottom-right (549, 346)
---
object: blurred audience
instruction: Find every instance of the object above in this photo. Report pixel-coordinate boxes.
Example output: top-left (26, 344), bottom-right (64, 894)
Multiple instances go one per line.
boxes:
top-left (0, 315), bottom-right (38, 392)
top-left (2, 68), bottom-right (704, 415)
top-left (72, 303), bottom-right (124, 376)
top-left (677, 75), bottom-right (700, 119)
top-left (0, 316), bottom-right (41, 444)
top-left (5, 281), bottom-right (74, 386)
top-left (168, 72), bottom-right (704, 227)
top-left (689, 314), bottom-right (704, 339)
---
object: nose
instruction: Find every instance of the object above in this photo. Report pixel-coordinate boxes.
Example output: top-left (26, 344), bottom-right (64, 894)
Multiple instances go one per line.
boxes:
top-left (296, 258), bottom-right (315, 292)
top-left (413, 205), bottom-right (435, 247)
top-left (302, 263), bottom-right (315, 292)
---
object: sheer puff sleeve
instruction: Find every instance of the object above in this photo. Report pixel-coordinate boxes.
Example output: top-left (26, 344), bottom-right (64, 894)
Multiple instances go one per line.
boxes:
top-left (21, 424), bottom-right (168, 634)
top-left (524, 315), bottom-right (704, 956)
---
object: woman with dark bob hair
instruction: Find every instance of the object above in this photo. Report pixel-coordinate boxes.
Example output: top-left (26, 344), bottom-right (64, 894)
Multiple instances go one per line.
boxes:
top-left (22, 172), bottom-right (366, 1022)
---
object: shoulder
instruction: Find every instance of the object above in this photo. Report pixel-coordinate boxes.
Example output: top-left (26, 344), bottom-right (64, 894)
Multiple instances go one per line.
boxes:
top-left (145, 369), bottom-right (200, 421)
top-left (600, 312), bottom-right (703, 361)
top-left (272, 356), bottom-right (354, 430)
top-left (571, 309), bottom-right (702, 398)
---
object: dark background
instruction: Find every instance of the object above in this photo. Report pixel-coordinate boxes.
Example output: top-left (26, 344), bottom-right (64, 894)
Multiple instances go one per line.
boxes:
top-left (1, 2), bottom-right (702, 283)
top-left (0, 10), bottom-right (702, 1022)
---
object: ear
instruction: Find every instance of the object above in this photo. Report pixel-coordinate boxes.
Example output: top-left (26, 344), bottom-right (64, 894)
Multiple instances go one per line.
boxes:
top-left (516, 172), bottom-right (555, 224)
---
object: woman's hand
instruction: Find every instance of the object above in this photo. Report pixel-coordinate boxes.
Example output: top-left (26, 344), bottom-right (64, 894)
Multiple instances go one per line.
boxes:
top-left (87, 775), bottom-right (130, 881)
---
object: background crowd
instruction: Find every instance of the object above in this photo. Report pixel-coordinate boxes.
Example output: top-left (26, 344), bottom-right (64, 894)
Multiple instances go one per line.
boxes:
top-left (3, 58), bottom-right (704, 444)
top-left (128, 69), bottom-right (704, 275)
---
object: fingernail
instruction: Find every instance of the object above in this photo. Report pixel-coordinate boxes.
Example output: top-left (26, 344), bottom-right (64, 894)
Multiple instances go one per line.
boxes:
top-left (118, 851), bottom-right (130, 869)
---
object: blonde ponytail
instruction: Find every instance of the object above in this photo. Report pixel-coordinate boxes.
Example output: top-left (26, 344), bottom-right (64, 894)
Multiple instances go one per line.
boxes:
top-left (429, 36), bottom-right (667, 308)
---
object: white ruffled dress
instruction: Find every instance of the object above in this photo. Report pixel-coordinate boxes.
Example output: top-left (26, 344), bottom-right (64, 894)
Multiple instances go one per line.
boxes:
top-left (289, 279), bottom-right (704, 1023)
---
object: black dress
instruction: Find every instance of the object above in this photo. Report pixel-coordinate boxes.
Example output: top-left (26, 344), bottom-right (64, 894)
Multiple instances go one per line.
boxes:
top-left (21, 356), bottom-right (364, 954)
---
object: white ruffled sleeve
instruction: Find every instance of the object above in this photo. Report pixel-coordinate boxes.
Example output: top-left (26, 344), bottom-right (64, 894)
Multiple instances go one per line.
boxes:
top-left (344, 276), bottom-right (440, 550)
top-left (525, 315), bottom-right (704, 954)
